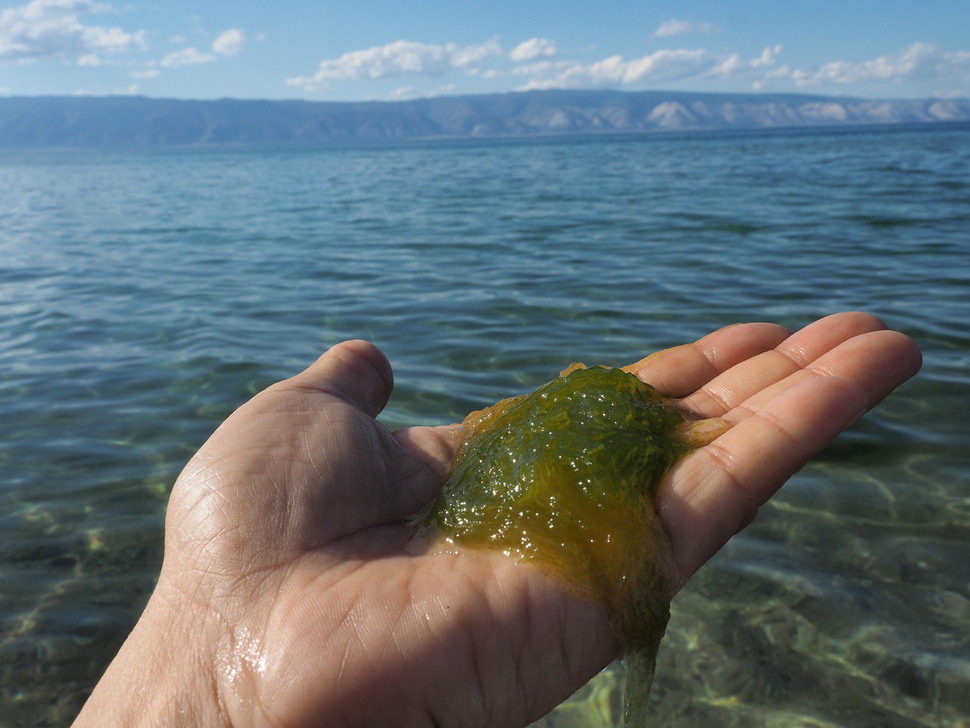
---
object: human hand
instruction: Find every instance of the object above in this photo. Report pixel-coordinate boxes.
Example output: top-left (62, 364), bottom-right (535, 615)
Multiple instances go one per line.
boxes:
top-left (73, 312), bottom-right (920, 728)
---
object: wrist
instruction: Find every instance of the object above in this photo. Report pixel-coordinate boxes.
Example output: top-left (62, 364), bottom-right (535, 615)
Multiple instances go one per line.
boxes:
top-left (73, 578), bottom-right (230, 728)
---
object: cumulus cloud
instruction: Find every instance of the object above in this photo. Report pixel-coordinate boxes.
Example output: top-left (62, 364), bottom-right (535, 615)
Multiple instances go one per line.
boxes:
top-left (651, 19), bottom-right (721, 39)
top-left (286, 37), bottom-right (503, 91)
top-left (510, 38), bottom-right (558, 62)
top-left (752, 45), bottom-right (783, 68)
top-left (390, 83), bottom-right (457, 100)
top-left (280, 32), bottom-right (969, 98)
top-left (0, 0), bottom-right (145, 65)
top-left (160, 46), bottom-right (215, 68)
top-left (160, 28), bottom-right (246, 69)
top-left (708, 45), bottom-right (783, 79)
top-left (515, 46), bottom-right (781, 90)
top-left (212, 28), bottom-right (245, 57)
top-left (450, 37), bottom-right (501, 67)
top-left (787, 42), bottom-right (970, 88)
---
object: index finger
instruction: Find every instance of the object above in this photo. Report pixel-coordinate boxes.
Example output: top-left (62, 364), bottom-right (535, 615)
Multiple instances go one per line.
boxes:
top-left (661, 326), bottom-right (922, 589)
top-left (623, 322), bottom-right (791, 396)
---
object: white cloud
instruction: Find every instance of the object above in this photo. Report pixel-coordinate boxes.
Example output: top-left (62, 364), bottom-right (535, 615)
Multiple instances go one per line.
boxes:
top-left (652, 19), bottom-right (721, 39)
top-left (515, 46), bottom-right (781, 90)
top-left (707, 46), bottom-right (783, 79)
top-left (450, 37), bottom-right (501, 67)
top-left (752, 64), bottom-right (792, 91)
top-left (787, 42), bottom-right (970, 89)
top-left (160, 46), bottom-right (215, 68)
top-left (155, 28), bottom-right (244, 72)
top-left (389, 83), bottom-right (457, 100)
top-left (0, 0), bottom-right (145, 65)
top-left (286, 37), bottom-right (504, 91)
top-left (212, 28), bottom-right (244, 57)
top-left (82, 22), bottom-right (140, 53)
top-left (510, 38), bottom-right (558, 62)
top-left (389, 85), bottom-right (420, 100)
top-left (752, 45), bottom-right (783, 68)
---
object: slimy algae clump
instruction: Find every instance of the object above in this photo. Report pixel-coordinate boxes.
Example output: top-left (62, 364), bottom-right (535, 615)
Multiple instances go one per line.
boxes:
top-left (434, 365), bottom-right (684, 648)
top-left (429, 364), bottom-right (728, 725)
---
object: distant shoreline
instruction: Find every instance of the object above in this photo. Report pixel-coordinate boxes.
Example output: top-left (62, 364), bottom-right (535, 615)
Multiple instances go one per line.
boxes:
top-left (2, 89), bottom-right (969, 150)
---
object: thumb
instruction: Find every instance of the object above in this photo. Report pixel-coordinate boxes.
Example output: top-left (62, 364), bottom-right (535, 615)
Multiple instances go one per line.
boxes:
top-left (171, 341), bottom-right (450, 562)
top-left (273, 340), bottom-right (452, 545)
top-left (287, 339), bottom-right (396, 417)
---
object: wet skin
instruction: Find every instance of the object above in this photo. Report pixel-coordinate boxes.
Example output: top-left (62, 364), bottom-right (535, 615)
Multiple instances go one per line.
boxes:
top-left (429, 364), bottom-right (730, 722)
top-left (71, 313), bottom-right (922, 728)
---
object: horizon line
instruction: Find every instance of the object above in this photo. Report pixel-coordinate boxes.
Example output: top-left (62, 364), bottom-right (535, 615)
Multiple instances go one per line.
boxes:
top-left (3, 88), bottom-right (970, 105)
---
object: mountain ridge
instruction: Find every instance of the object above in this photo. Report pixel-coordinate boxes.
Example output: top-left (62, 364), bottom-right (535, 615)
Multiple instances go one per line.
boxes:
top-left (1, 89), bottom-right (968, 148)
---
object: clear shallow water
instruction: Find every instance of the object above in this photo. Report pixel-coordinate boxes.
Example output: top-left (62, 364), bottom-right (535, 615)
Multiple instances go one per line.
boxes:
top-left (1, 124), bottom-right (968, 727)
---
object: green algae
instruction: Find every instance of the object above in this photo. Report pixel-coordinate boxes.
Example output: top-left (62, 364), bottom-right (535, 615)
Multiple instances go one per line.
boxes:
top-left (431, 364), bottom-right (709, 725)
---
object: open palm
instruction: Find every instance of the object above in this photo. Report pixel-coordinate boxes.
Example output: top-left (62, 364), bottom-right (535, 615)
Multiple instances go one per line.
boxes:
top-left (75, 312), bottom-right (920, 728)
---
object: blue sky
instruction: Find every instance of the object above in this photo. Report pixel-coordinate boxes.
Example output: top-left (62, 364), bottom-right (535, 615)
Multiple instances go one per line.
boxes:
top-left (1, 0), bottom-right (968, 100)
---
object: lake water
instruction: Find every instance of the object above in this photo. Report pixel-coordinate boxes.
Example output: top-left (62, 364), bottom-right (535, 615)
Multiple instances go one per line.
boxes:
top-left (1, 124), bottom-right (969, 727)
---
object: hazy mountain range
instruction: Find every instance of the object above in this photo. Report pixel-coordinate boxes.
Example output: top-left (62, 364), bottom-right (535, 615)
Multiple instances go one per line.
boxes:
top-left (1, 90), bottom-right (968, 149)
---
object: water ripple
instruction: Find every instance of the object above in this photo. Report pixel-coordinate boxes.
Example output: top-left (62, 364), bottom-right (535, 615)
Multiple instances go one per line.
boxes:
top-left (2, 125), bottom-right (969, 726)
